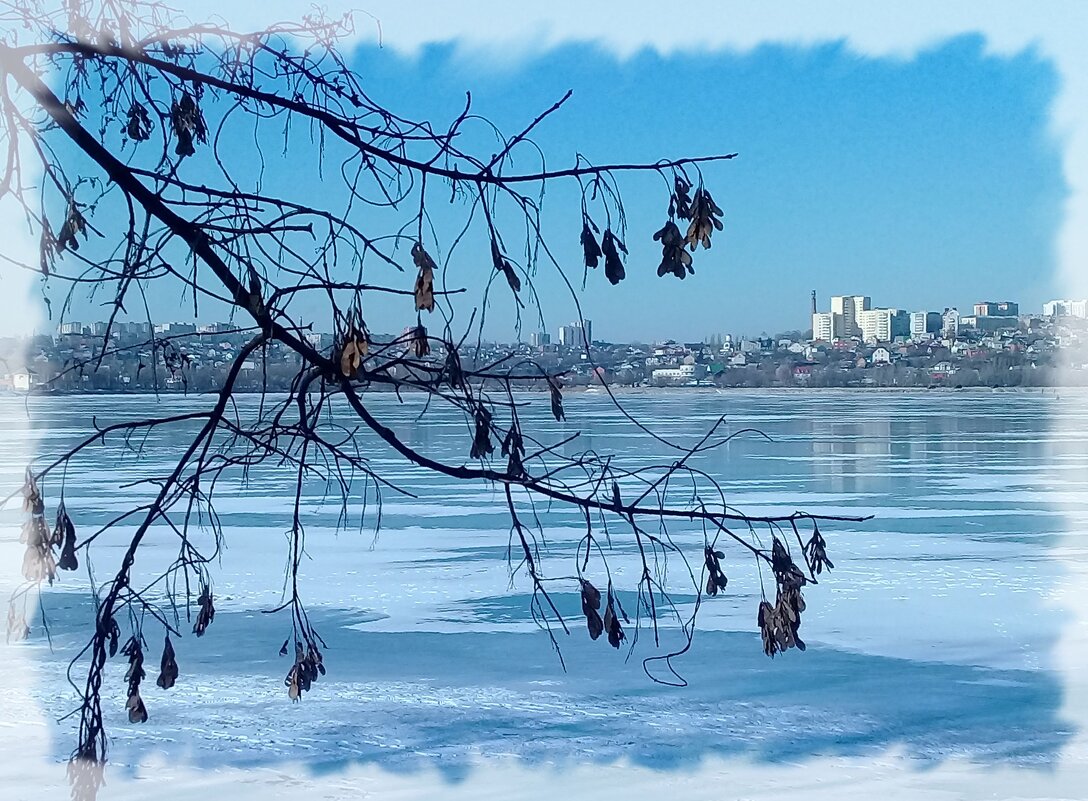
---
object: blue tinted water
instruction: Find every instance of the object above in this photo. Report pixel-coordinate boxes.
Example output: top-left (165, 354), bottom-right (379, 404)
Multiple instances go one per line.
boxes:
top-left (0, 390), bottom-right (1076, 773)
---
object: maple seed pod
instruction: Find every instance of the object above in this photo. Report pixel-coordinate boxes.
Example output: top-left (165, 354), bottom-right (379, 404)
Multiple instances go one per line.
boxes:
top-left (58, 532), bottom-right (78, 571)
top-left (670, 175), bottom-right (693, 220)
top-left (339, 328), bottom-right (368, 378)
top-left (444, 345), bottom-right (466, 392)
top-left (804, 525), bottom-right (834, 575)
top-left (56, 503), bottom-right (79, 571)
top-left (126, 692), bottom-right (148, 724)
top-left (548, 377), bottom-right (565, 422)
top-left (50, 504), bottom-right (65, 547)
top-left (502, 263), bottom-right (521, 294)
top-left (193, 587), bottom-right (215, 636)
top-left (170, 91), bottom-right (207, 157)
top-left (601, 229), bottom-right (626, 285)
top-left (684, 187), bottom-right (724, 251)
top-left (490, 239), bottom-right (522, 295)
top-left (469, 406), bottom-right (494, 460)
top-left (125, 101), bottom-right (153, 141)
top-left (39, 219), bottom-right (56, 277)
top-left (56, 200), bottom-right (87, 253)
top-left (770, 537), bottom-right (807, 591)
top-left (246, 265), bottom-right (264, 316)
top-left (580, 580), bottom-right (604, 641)
top-left (286, 665), bottom-right (300, 702)
top-left (157, 635), bottom-right (179, 690)
top-left (580, 222), bottom-right (603, 270)
top-left (410, 325), bottom-right (430, 359)
top-left (756, 539), bottom-right (810, 659)
top-left (122, 636), bottom-right (145, 687)
top-left (703, 547), bottom-right (728, 596)
top-left (502, 426), bottom-right (526, 479)
top-left (412, 241), bottom-right (436, 312)
top-left (22, 468), bottom-right (43, 515)
top-left (603, 591), bottom-right (625, 649)
top-left (107, 618), bottom-right (121, 658)
top-left (757, 601), bottom-right (777, 657)
top-left (654, 220), bottom-right (694, 279)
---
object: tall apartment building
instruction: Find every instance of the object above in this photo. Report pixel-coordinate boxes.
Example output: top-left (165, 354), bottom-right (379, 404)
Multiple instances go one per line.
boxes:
top-left (558, 319), bottom-right (592, 347)
top-left (973, 301), bottom-right (1019, 318)
top-left (962, 300), bottom-right (1020, 333)
top-left (811, 312), bottom-right (835, 342)
top-left (909, 311), bottom-right (942, 338)
top-left (529, 331), bottom-right (551, 347)
top-left (942, 308), bottom-right (959, 337)
top-left (1043, 299), bottom-right (1088, 318)
top-left (830, 295), bottom-right (870, 338)
top-left (856, 308), bottom-right (907, 343)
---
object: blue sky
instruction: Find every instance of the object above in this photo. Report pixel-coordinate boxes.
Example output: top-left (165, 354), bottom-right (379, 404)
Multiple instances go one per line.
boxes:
top-left (334, 34), bottom-right (1062, 341)
top-left (34, 31), bottom-right (1064, 343)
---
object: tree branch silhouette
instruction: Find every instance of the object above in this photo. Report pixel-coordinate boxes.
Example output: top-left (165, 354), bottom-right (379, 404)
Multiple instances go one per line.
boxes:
top-left (0, 3), bottom-right (868, 799)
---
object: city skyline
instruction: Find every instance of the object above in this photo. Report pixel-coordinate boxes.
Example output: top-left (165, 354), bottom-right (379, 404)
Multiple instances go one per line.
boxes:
top-left (40, 289), bottom-right (1086, 347)
top-left (9, 296), bottom-right (1074, 395)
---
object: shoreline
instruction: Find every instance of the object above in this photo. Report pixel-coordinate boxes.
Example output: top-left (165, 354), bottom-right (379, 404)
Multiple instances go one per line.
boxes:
top-left (0, 384), bottom-right (1070, 398)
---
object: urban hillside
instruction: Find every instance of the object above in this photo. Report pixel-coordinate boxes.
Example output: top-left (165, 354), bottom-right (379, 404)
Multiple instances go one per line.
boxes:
top-left (4, 296), bottom-right (1088, 393)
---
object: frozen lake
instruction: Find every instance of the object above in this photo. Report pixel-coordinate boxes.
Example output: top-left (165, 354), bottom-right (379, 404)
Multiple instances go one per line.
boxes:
top-left (0, 390), bottom-right (1079, 780)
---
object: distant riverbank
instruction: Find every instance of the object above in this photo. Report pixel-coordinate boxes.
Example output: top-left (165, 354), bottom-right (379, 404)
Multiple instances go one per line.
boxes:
top-left (2, 384), bottom-right (1072, 399)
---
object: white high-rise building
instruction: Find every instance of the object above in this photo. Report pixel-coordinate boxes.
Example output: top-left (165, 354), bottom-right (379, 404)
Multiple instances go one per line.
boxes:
top-left (857, 308), bottom-right (908, 343)
top-left (853, 295), bottom-right (872, 321)
top-left (910, 312), bottom-right (928, 338)
top-left (811, 312), bottom-right (835, 342)
top-left (858, 309), bottom-right (890, 343)
top-left (909, 311), bottom-right (942, 339)
top-left (1044, 299), bottom-right (1088, 318)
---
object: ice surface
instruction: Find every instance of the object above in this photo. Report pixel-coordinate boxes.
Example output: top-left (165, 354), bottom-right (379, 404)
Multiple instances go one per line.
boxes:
top-left (0, 390), bottom-right (1078, 793)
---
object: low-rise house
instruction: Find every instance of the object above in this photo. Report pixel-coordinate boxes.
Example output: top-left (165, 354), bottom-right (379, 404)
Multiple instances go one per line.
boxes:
top-left (12, 369), bottom-right (36, 392)
top-left (792, 363), bottom-right (816, 382)
top-left (651, 364), bottom-right (707, 384)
